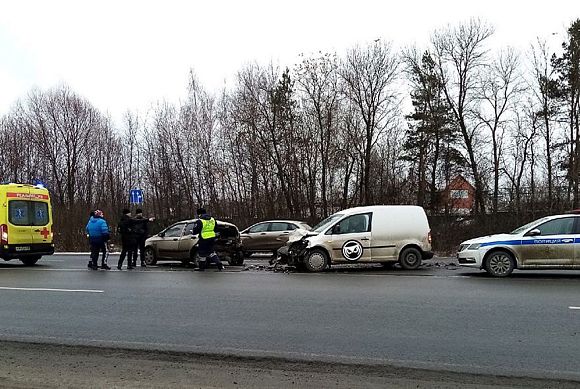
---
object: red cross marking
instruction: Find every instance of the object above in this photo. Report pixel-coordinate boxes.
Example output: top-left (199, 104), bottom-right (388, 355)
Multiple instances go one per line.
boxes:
top-left (40, 227), bottom-right (50, 239)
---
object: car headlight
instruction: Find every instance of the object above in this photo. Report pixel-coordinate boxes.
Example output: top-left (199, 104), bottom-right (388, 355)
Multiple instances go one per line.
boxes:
top-left (467, 243), bottom-right (481, 250)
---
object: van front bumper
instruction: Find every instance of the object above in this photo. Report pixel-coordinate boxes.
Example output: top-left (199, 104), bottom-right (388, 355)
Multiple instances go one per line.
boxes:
top-left (0, 243), bottom-right (55, 260)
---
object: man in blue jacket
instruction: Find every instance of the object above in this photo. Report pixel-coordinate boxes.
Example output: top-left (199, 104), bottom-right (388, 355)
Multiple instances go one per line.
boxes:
top-left (86, 209), bottom-right (111, 270)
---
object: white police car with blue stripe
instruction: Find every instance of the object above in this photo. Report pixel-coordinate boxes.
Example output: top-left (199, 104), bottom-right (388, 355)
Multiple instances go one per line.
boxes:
top-left (457, 213), bottom-right (580, 277)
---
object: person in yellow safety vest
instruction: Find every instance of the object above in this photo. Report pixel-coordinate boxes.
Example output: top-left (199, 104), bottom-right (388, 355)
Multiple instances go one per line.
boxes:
top-left (192, 207), bottom-right (224, 271)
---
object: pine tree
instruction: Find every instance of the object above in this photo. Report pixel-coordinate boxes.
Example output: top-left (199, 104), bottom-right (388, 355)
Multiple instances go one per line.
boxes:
top-left (404, 51), bottom-right (464, 213)
top-left (552, 19), bottom-right (580, 206)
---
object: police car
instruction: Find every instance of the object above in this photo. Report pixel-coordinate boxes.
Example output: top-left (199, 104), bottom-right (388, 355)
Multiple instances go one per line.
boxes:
top-left (457, 213), bottom-right (580, 277)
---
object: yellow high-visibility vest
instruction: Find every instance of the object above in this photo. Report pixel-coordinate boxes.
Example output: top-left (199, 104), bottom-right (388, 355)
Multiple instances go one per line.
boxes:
top-left (200, 218), bottom-right (216, 239)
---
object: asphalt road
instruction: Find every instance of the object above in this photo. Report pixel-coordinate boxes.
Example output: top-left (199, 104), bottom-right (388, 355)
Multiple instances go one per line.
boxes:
top-left (1, 254), bottom-right (580, 382)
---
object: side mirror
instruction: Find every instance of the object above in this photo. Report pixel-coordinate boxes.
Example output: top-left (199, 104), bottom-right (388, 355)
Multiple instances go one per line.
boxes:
top-left (332, 224), bottom-right (341, 234)
top-left (527, 229), bottom-right (541, 237)
top-left (158, 232), bottom-right (165, 237)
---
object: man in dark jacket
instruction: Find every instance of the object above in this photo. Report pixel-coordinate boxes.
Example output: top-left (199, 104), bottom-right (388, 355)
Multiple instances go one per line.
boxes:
top-left (192, 208), bottom-right (223, 271)
top-left (117, 208), bottom-right (137, 270)
top-left (132, 209), bottom-right (152, 268)
top-left (85, 209), bottom-right (111, 270)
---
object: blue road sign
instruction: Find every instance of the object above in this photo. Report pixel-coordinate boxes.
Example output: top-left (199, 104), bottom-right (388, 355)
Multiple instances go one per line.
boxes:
top-left (130, 189), bottom-right (144, 204)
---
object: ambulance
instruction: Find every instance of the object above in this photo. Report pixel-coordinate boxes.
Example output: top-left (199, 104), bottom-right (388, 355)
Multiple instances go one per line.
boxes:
top-left (0, 183), bottom-right (54, 265)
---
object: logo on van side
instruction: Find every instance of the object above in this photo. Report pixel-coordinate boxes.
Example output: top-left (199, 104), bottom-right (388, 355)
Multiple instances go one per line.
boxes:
top-left (342, 240), bottom-right (363, 261)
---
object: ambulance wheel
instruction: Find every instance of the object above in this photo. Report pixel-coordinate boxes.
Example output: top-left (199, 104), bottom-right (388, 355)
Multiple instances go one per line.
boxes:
top-left (304, 249), bottom-right (328, 272)
top-left (144, 248), bottom-right (157, 265)
top-left (20, 256), bottom-right (41, 266)
top-left (484, 250), bottom-right (515, 277)
top-left (399, 247), bottom-right (422, 270)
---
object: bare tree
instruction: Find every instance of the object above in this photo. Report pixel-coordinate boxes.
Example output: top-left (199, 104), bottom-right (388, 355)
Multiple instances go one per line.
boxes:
top-left (477, 47), bottom-right (523, 213)
top-left (340, 40), bottom-right (402, 205)
top-left (432, 18), bottom-right (494, 214)
top-left (295, 52), bottom-right (341, 217)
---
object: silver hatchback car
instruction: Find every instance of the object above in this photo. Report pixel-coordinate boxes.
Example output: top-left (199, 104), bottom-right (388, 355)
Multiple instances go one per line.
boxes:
top-left (144, 219), bottom-right (244, 266)
top-left (240, 220), bottom-right (311, 256)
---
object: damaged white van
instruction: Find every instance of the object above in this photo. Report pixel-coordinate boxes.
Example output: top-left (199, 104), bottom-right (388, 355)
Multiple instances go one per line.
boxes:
top-left (278, 205), bottom-right (433, 272)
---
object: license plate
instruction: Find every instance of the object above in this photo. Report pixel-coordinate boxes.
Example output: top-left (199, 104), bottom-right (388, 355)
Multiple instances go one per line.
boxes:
top-left (15, 246), bottom-right (31, 251)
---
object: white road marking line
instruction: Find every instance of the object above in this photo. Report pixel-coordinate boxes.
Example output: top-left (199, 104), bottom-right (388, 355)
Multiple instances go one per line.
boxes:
top-left (0, 287), bottom-right (103, 293)
top-left (569, 306), bottom-right (580, 310)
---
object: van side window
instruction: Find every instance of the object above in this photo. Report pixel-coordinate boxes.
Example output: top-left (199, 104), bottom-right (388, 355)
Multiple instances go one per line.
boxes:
top-left (334, 213), bottom-right (372, 234)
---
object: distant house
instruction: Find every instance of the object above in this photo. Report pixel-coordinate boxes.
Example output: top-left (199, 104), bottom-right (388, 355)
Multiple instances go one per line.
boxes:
top-left (442, 175), bottom-right (475, 214)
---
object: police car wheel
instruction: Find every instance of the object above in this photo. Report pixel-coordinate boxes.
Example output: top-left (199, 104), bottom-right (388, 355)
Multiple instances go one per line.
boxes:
top-left (399, 247), bottom-right (422, 270)
top-left (304, 249), bottom-right (328, 272)
top-left (144, 248), bottom-right (157, 266)
top-left (485, 250), bottom-right (515, 277)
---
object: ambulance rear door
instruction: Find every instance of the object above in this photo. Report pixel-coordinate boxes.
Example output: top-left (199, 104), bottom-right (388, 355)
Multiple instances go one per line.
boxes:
top-left (29, 187), bottom-right (52, 245)
top-left (6, 188), bottom-right (34, 248)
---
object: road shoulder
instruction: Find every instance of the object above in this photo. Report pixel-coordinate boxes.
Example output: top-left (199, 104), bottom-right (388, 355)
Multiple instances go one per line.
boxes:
top-left (0, 341), bottom-right (577, 389)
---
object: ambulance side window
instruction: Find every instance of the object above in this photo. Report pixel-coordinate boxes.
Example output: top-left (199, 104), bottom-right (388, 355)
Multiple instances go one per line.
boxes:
top-left (9, 201), bottom-right (30, 226)
top-left (31, 202), bottom-right (49, 226)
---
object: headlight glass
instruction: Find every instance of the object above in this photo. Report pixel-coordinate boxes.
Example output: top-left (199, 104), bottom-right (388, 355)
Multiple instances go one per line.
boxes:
top-left (467, 243), bottom-right (481, 250)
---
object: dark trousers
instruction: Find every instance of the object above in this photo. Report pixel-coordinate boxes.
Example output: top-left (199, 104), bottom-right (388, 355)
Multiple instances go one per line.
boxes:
top-left (197, 252), bottom-right (223, 270)
top-left (136, 237), bottom-right (146, 266)
top-left (118, 245), bottom-right (137, 268)
top-left (90, 242), bottom-right (108, 267)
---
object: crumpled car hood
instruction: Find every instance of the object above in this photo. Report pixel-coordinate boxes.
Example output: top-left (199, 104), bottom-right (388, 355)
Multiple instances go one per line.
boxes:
top-left (288, 228), bottom-right (318, 243)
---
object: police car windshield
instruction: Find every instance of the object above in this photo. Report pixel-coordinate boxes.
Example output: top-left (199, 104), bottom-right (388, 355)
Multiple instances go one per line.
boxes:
top-left (510, 217), bottom-right (551, 234)
top-left (312, 214), bottom-right (344, 233)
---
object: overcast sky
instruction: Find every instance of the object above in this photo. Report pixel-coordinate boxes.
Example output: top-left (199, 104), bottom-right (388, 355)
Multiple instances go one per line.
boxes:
top-left (0, 0), bottom-right (578, 125)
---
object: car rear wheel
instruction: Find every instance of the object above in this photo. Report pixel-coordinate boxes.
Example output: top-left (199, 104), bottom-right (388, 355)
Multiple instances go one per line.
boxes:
top-left (228, 252), bottom-right (244, 266)
top-left (399, 247), bottom-right (422, 270)
top-left (303, 249), bottom-right (328, 272)
top-left (485, 250), bottom-right (515, 277)
top-left (144, 248), bottom-right (157, 266)
top-left (20, 256), bottom-right (41, 266)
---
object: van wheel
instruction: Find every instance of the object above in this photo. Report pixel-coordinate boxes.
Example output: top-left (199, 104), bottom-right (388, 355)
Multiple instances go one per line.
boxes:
top-left (485, 250), bottom-right (515, 277)
top-left (399, 247), bottom-right (422, 270)
top-left (304, 249), bottom-right (328, 272)
top-left (144, 248), bottom-right (157, 265)
top-left (20, 256), bottom-right (41, 266)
